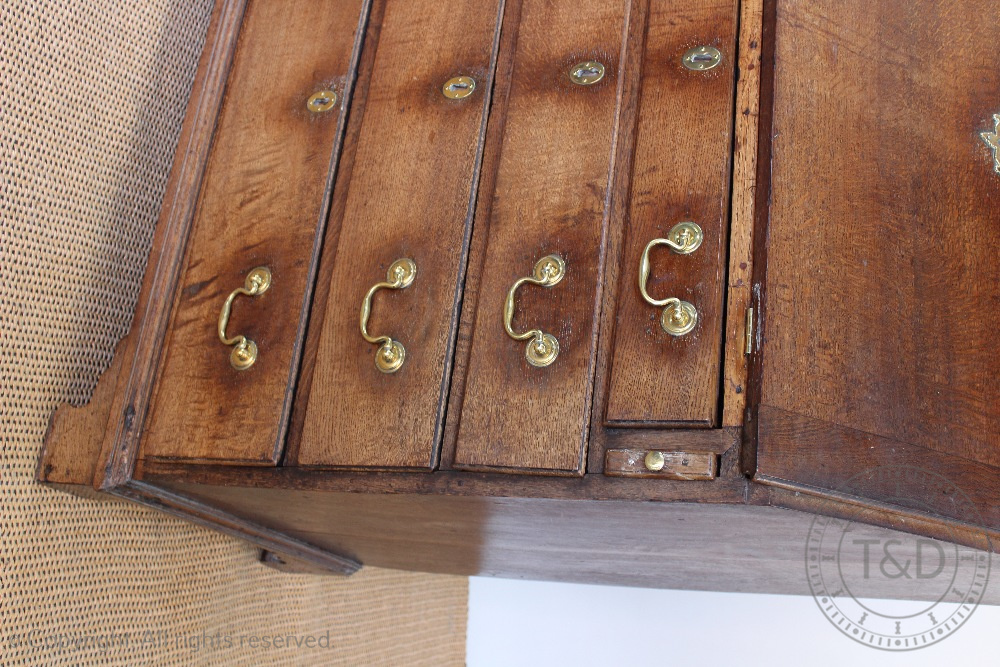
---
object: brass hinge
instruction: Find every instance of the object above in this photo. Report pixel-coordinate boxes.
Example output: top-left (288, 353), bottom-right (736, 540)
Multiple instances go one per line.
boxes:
top-left (745, 307), bottom-right (754, 355)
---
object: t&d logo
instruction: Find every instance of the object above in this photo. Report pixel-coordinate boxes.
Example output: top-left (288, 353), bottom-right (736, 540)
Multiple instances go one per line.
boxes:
top-left (805, 465), bottom-right (990, 650)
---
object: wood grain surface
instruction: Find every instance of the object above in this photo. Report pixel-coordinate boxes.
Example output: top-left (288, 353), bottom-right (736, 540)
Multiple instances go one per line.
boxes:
top-left (295, 0), bottom-right (504, 469)
top-left (604, 0), bottom-right (739, 427)
top-left (142, 0), bottom-right (368, 464)
top-left (161, 480), bottom-right (1000, 597)
top-left (721, 0), bottom-right (764, 426)
top-left (755, 0), bottom-right (1000, 509)
top-left (452, 0), bottom-right (630, 475)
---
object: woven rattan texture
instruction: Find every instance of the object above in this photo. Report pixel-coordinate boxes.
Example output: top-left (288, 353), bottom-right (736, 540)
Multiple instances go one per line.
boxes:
top-left (0, 1), bottom-right (467, 664)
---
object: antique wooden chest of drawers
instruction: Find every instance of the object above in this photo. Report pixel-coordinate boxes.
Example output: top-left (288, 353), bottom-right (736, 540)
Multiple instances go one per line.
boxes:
top-left (42, 0), bottom-right (1000, 590)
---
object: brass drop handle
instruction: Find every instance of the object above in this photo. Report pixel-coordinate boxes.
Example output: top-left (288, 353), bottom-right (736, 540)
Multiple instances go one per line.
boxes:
top-left (360, 258), bottom-right (417, 374)
top-left (218, 266), bottom-right (272, 371)
top-left (639, 222), bottom-right (702, 336)
top-left (504, 254), bottom-right (566, 368)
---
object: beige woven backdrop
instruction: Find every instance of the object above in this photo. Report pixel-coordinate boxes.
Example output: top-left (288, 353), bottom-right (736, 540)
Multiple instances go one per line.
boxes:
top-left (0, 1), bottom-right (467, 664)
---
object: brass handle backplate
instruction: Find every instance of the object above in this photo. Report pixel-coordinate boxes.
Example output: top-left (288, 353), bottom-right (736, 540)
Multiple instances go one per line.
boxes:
top-left (639, 222), bottom-right (702, 336)
top-left (360, 258), bottom-right (416, 374)
top-left (504, 254), bottom-right (566, 368)
top-left (218, 266), bottom-right (271, 371)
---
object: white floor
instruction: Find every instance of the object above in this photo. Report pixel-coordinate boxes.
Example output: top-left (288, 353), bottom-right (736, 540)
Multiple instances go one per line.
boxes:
top-left (467, 578), bottom-right (998, 666)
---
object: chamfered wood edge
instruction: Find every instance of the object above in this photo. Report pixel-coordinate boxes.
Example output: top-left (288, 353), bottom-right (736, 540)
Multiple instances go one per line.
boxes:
top-left (260, 550), bottom-right (350, 575)
top-left (754, 405), bottom-right (1000, 536)
top-left (116, 481), bottom-right (360, 575)
top-left (751, 480), bottom-right (998, 555)
top-left (37, 0), bottom-right (248, 489)
top-left (96, 0), bottom-right (251, 490)
top-left (138, 461), bottom-right (749, 503)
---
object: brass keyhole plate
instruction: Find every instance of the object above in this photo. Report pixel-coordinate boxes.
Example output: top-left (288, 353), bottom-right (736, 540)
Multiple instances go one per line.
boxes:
top-left (682, 46), bottom-right (722, 71)
top-left (442, 76), bottom-right (476, 99)
top-left (569, 61), bottom-right (606, 86)
top-left (307, 89), bottom-right (338, 113)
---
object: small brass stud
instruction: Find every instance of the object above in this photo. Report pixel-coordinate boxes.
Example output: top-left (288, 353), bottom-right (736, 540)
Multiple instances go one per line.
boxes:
top-left (306, 90), bottom-right (338, 113)
top-left (682, 46), bottom-right (722, 71)
top-left (443, 76), bottom-right (476, 99)
top-left (244, 266), bottom-right (272, 295)
top-left (375, 340), bottom-right (406, 374)
top-left (569, 61), bottom-right (605, 86)
top-left (661, 300), bottom-right (698, 336)
top-left (230, 340), bottom-right (258, 371)
top-left (666, 222), bottom-right (704, 255)
top-left (525, 333), bottom-right (559, 368)
top-left (644, 451), bottom-right (666, 472)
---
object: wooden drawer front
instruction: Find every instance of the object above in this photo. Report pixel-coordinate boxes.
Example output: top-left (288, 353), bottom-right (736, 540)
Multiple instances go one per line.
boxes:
top-left (296, 0), bottom-right (503, 468)
top-left (142, 0), bottom-right (367, 464)
top-left (604, 0), bottom-right (738, 427)
top-left (452, 0), bottom-right (630, 475)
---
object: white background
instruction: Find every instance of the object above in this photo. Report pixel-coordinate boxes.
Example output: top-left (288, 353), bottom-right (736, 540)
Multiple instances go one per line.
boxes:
top-left (467, 578), bottom-right (998, 666)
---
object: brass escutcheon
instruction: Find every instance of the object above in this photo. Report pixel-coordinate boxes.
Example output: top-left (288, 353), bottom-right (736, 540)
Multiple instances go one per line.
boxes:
top-left (982, 113), bottom-right (1000, 175)
top-left (360, 258), bottom-right (417, 373)
top-left (569, 61), bottom-right (605, 86)
top-left (639, 222), bottom-right (702, 336)
top-left (504, 254), bottom-right (566, 368)
top-left (442, 76), bottom-right (476, 99)
top-left (306, 89), bottom-right (338, 113)
top-left (217, 266), bottom-right (271, 371)
top-left (682, 46), bottom-right (722, 71)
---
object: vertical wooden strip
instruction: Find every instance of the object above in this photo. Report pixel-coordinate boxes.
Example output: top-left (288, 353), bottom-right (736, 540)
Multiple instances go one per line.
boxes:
top-left (722, 0), bottom-right (764, 427)
top-left (92, 0), bottom-right (247, 489)
top-left (141, 0), bottom-right (368, 464)
top-left (603, 0), bottom-right (739, 427)
top-left (296, 0), bottom-right (504, 469)
top-left (453, 0), bottom-right (631, 475)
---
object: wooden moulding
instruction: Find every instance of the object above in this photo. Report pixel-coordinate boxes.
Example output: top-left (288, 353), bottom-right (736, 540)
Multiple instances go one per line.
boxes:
top-left (36, 0), bottom-right (360, 576)
top-left (40, 0), bottom-right (250, 488)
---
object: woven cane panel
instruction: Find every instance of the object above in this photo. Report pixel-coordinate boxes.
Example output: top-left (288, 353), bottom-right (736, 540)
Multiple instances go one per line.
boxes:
top-left (0, 1), bottom-right (467, 664)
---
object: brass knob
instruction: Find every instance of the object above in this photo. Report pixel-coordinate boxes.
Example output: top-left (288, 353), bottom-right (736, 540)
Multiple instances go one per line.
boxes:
top-left (504, 254), bottom-right (566, 368)
top-left (217, 267), bottom-right (271, 371)
top-left (360, 258), bottom-right (417, 373)
top-left (639, 222), bottom-right (702, 336)
top-left (644, 451), bottom-right (666, 472)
